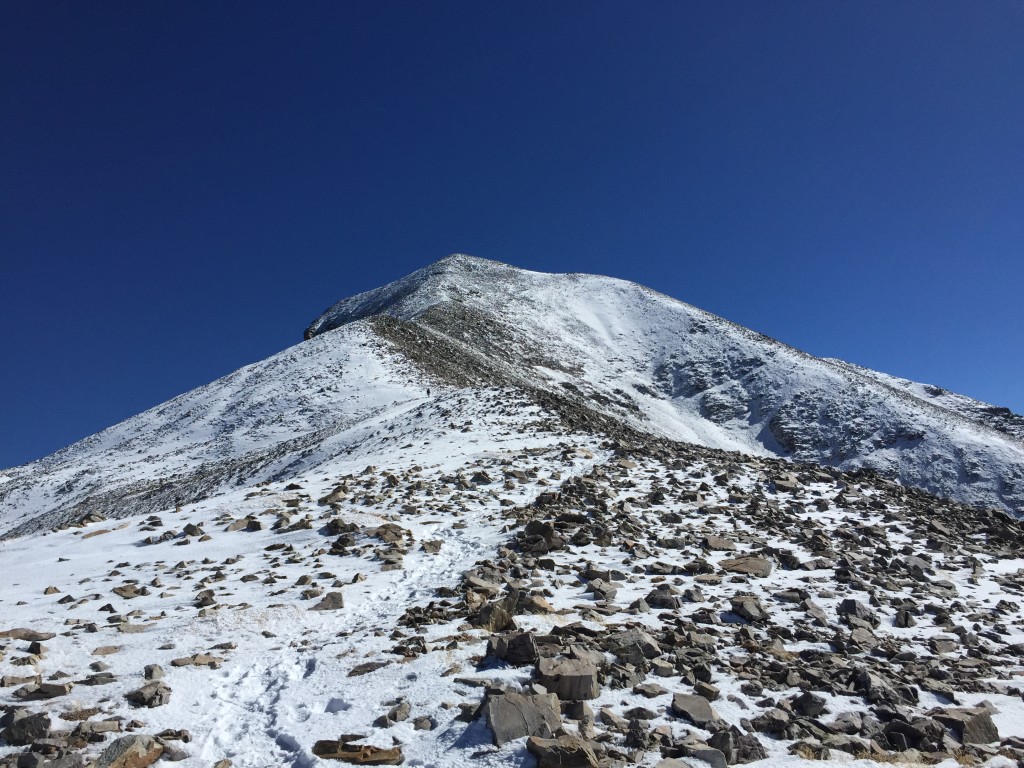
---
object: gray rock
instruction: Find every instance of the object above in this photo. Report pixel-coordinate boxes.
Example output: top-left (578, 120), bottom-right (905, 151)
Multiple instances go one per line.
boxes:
top-left (704, 536), bottom-right (737, 551)
top-left (934, 708), bottom-right (999, 745)
top-left (96, 735), bottom-right (163, 768)
top-left (671, 693), bottom-right (718, 727)
top-left (309, 591), bottom-right (344, 611)
top-left (144, 664), bottom-right (164, 680)
top-left (646, 585), bottom-right (684, 609)
top-left (694, 681), bottom-right (720, 701)
top-left (837, 599), bottom-right (879, 628)
top-left (484, 691), bottom-right (560, 746)
top-left (730, 596), bottom-right (767, 623)
top-left (603, 628), bottom-right (661, 663)
top-left (526, 735), bottom-right (600, 768)
top-left (793, 691), bottom-right (826, 717)
top-left (1, 712), bottom-right (50, 746)
top-left (720, 556), bottom-right (772, 578)
top-left (487, 632), bottom-right (539, 666)
top-left (125, 680), bottom-right (171, 708)
top-left (684, 746), bottom-right (728, 768)
top-left (536, 657), bottom-right (600, 701)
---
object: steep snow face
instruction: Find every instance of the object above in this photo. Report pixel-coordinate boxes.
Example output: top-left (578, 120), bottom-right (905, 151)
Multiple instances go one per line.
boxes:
top-left (308, 255), bottom-right (1024, 515)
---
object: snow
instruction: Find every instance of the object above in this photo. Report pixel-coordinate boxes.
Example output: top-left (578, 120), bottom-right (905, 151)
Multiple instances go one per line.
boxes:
top-left (3, 255), bottom-right (1024, 767)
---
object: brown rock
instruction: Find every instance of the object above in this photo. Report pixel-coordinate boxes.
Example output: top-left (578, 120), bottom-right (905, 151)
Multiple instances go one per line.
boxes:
top-left (536, 657), bottom-right (600, 700)
top-left (312, 736), bottom-right (404, 764)
top-left (720, 556), bottom-right (772, 578)
top-left (527, 735), bottom-right (600, 768)
top-left (96, 735), bottom-right (163, 768)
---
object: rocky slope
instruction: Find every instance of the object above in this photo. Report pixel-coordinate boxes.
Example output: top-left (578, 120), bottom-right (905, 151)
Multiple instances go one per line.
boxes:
top-left (2, 255), bottom-right (1024, 768)
top-left (308, 254), bottom-right (1024, 516)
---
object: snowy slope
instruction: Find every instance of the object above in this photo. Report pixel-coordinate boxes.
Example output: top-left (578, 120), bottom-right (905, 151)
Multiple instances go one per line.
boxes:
top-left (4, 255), bottom-right (1024, 768)
top-left (306, 255), bottom-right (1024, 515)
top-left (0, 323), bottom-right (429, 538)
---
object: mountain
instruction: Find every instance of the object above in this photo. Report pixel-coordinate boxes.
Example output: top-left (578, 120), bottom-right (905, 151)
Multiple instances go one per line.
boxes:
top-left (5, 254), bottom-right (1018, 541)
top-left (2, 255), bottom-right (1024, 768)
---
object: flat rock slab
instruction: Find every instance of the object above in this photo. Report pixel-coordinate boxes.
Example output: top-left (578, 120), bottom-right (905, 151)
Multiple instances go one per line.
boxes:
top-left (96, 735), bottom-right (163, 768)
top-left (526, 735), bottom-right (600, 768)
top-left (671, 693), bottom-right (718, 727)
top-left (484, 691), bottom-right (560, 746)
top-left (719, 556), bottom-right (772, 578)
top-left (0, 628), bottom-right (56, 641)
top-left (312, 738), bottom-right (404, 764)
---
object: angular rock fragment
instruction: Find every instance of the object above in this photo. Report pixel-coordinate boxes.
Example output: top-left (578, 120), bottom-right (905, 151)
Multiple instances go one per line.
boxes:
top-left (933, 708), bottom-right (999, 745)
top-left (1, 711), bottom-right (50, 746)
top-left (310, 591), bottom-right (345, 611)
top-left (720, 556), bottom-right (772, 578)
top-left (526, 735), bottom-right (600, 768)
top-left (487, 632), bottom-right (539, 666)
top-left (536, 657), bottom-right (600, 700)
top-left (671, 693), bottom-right (719, 728)
top-left (484, 691), bottom-right (560, 746)
top-left (312, 736), bottom-right (404, 764)
top-left (837, 599), bottom-right (879, 628)
top-left (125, 680), bottom-right (172, 708)
top-left (96, 735), bottom-right (163, 768)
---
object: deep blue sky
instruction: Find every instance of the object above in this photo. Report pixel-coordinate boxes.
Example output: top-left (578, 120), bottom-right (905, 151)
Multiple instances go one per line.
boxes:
top-left (2, 2), bottom-right (1022, 468)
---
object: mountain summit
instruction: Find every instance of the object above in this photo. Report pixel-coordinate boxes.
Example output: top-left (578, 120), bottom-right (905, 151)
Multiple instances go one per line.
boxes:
top-left (3, 255), bottom-right (1024, 768)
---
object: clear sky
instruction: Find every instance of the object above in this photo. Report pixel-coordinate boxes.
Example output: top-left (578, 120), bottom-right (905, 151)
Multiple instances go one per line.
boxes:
top-left (2, 1), bottom-right (1022, 469)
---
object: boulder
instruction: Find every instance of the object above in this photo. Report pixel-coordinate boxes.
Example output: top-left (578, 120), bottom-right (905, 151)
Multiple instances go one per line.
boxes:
top-left (487, 632), bottom-right (539, 666)
top-left (671, 693), bottom-right (718, 728)
top-left (1, 712), bottom-right (50, 746)
top-left (602, 628), bottom-right (661, 664)
top-left (536, 657), bottom-right (600, 700)
top-left (704, 536), bottom-right (737, 551)
top-left (720, 556), bottom-right (772, 578)
top-left (837, 599), bottom-right (879, 628)
top-left (125, 681), bottom-right (171, 708)
top-left (310, 591), bottom-right (345, 611)
top-left (793, 691), bottom-right (827, 718)
top-left (483, 691), bottom-right (560, 746)
top-left (526, 735), bottom-right (600, 768)
top-left (729, 596), bottom-right (767, 623)
top-left (96, 735), bottom-right (163, 768)
top-left (934, 708), bottom-right (999, 745)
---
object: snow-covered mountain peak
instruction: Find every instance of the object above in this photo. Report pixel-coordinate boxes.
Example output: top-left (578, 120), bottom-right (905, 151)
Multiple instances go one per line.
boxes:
top-left (3, 255), bottom-right (1022, 544)
top-left (305, 256), bottom-right (1023, 515)
top-left (304, 253), bottom-right (522, 338)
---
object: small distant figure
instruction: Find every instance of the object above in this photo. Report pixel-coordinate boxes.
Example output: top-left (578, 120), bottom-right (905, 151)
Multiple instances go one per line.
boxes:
top-left (427, 388), bottom-right (432, 397)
